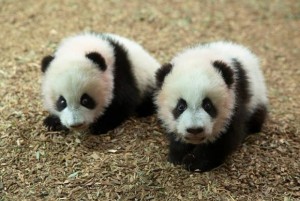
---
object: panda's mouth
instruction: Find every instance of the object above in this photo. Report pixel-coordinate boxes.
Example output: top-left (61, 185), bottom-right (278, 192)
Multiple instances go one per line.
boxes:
top-left (69, 123), bottom-right (87, 130)
top-left (184, 135), bottom-right (206, 144)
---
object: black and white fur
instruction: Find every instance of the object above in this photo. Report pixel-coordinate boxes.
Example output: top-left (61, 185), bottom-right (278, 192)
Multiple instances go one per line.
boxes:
top-left (41, 33), bottom-right (160, 134)
top-left (155, 41), bottom-right (268, 172)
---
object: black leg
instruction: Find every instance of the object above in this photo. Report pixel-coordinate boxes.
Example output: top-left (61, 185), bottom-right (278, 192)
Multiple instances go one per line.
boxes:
top-left (89, 113), bottom-right (130, 135)
top-left (43, 115), bottom-right (68, 131)
top-left (168, 135), bottom-right (195, 165)
top-left (182, 143), bottom-right (226, 172)
top-left (247, 104), bottom-right (268, 134)
top-left (88, 102), bottom-right (133, 135)
top-left (181, 120), bottom-right (246, 172)
top-left (135, 91), bottom-right (156, 117)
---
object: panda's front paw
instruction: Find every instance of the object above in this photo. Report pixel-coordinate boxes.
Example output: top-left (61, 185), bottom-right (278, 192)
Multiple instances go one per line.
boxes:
top-left (182, 154), bottom-right (215, 172)
top-left (88, 123), bottom-right (108, 135)
top-left (168, 153), bottom-right (183, 165)
top-left (182, 153), bottom-right (199, 171)
top-left (43, 115), bottom-right (68, 132)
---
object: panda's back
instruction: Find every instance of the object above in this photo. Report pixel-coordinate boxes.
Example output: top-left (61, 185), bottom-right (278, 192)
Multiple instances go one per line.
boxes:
top-left (104, 33), bottom-right (160, 95)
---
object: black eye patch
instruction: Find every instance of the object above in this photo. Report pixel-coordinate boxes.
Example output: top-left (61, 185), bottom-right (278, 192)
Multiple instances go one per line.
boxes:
top-left (172, 98), bottom-right (187, 119)
top-left (56, 96), bottom-right (67, 111)
top-left (202, 97), bottom-right (217, 118)
top-left (80, 93), bottom-right (96, 109)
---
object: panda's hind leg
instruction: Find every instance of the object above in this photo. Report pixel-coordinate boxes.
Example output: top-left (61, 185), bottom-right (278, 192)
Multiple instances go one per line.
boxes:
top-left (135, 90), bottom-right (156, 117)
top-left (247, 104), bottom-right (268, 134)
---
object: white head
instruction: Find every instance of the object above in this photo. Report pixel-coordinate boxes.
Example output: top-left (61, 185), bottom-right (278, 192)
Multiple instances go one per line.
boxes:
top-left (155, 57), bottom-right (236, 144)
top-left (41, 52), bottom-right (114, 130)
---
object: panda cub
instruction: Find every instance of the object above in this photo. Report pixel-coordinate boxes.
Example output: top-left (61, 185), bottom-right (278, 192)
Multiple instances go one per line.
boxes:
top-left (41, 33), bottom-right (160, 134)
top-left (155, 41), bottom-right (268, 172)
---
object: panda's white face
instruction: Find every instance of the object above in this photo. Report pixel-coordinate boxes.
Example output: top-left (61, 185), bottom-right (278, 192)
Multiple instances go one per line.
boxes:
top-left (42, 55), bottom-right (114, 130)
top-left (155, 61), bottom-right (235, 144)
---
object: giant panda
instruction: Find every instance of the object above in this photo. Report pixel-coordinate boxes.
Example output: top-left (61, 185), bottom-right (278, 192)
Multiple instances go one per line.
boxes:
top-left (155, 41), bottom-right (268, 172)
top-left (41, 32), bottom-right (160, 134)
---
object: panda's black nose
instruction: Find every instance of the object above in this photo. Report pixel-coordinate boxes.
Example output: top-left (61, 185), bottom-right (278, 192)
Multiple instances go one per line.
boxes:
top-left (186, 127), bottom-right (204, 134)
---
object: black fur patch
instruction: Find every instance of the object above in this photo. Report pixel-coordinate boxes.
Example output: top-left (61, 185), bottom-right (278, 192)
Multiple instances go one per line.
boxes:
top-left (56, 96), bottom-right (67, 111)
top-left (86, 52), bottom-right (107, 71)
top-left (232, 58), bottom-right (251, 104)
top-left (202, 97), bottom-right (217, 118)
top-left (135, 89), bottom-right (156, 117)
top-left (156, 63), bottom-right (173, 89)
top-left (41, 55), bottom-right (54, 73)
top-left (212, 60), bottom-right (234, 87)
top-left (89, 36), bottom-right (140, 134)
top-left (247, 104), bottom-right (268, 134)
top-left (43, 115), bottom-right (69, 131)
top-left (172, 98), bottom-right (187, 119)
top-left (168, 134), bottom-right (195, 165)
top-left (80, 93), bottom-right (96, 109)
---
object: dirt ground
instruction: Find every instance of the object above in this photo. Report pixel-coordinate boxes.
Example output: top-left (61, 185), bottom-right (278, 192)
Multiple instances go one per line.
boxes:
top-left (0, 0), bottom-right (299, 200)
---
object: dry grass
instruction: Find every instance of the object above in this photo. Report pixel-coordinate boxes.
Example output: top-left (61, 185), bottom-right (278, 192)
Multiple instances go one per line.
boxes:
top-left (0, 0), bottom-right (299, 200)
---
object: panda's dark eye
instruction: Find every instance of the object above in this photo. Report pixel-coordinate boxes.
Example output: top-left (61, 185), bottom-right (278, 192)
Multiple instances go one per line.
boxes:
top-left (202, 97), bottom-right (217, 118)
top-left (80, 93), bottom-right (96, 109)
top-left (202, 98), bottom-right (212, 111)
top-left (177, 101), bottom-right (187, 112)
top-left (173, 98), bottom-right (187, 119)
top-left (56, 96), bottom-right (67, 111)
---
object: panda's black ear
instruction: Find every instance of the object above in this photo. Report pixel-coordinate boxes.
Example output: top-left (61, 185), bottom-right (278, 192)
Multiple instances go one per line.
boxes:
top-left (86, 52), bottom-right (107, 71)
top-left (156, 63), bottom-right (173, 88)
top-left (212, 60), bottom-right (234, 87)
top-left (41, 55), bottom-right (54, 73)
